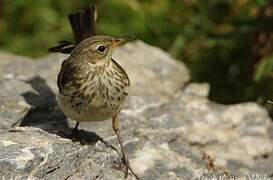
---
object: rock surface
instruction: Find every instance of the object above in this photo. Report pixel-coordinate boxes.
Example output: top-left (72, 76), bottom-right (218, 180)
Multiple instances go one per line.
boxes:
top-left (0, 41), bottom-right (273, 179)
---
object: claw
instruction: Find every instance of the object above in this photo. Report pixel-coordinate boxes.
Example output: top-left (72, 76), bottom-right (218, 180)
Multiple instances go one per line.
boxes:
top-left (112, 115), bottom-right (139, 179)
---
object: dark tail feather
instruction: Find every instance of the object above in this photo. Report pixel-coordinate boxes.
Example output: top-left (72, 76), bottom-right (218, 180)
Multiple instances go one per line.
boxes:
top-left (48, 41), bottom-right (75, 54)
top-left (81, 5), bottom-right (97, 38)
top-left (69, 12), bottom-right (83, 44)
top-left (48, 5), bottom-right (97, 53)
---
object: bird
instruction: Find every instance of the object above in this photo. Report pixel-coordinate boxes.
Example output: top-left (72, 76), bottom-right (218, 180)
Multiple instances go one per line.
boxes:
top-left (49, 5), bottom-right (138, 179)
top-left (57, 34), bottom-right (137, 178)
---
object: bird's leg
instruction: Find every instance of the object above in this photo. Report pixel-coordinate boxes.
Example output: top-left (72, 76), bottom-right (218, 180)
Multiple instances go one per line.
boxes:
top-left (112, 114), bottom-right (139, 179)
top-left (71, 121), bottom-right (80, 139)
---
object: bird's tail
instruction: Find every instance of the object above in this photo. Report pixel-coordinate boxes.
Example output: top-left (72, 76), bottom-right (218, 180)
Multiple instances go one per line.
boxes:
top-left (48, 5), bottom-right (97, 54)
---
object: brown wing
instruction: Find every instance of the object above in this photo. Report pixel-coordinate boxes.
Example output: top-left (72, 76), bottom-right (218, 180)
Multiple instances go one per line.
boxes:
top-left (57, 59), bottom-right (75, 94)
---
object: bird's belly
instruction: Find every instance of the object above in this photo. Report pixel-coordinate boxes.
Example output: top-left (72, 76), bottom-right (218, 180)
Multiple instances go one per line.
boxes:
top-left (58, 64), bottom-right (130, 122)
top-left (58, 93), bottom-right (125, 122)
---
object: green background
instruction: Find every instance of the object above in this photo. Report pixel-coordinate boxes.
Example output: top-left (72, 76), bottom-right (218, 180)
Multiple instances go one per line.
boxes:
top-left (0, 0), bottom-right (273, 115)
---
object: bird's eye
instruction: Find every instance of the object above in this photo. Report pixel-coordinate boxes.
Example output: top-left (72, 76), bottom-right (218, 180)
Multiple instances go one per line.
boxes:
top-left (97, 45), bottom-right (106, 53)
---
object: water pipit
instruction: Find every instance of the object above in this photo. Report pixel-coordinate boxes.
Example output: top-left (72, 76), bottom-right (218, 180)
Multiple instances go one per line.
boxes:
top-left (57, 35), bottom-right (138, 179)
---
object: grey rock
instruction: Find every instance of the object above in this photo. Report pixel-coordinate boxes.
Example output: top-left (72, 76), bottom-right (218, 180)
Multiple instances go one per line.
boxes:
top-left (0, 41), bottom-right (272, 180)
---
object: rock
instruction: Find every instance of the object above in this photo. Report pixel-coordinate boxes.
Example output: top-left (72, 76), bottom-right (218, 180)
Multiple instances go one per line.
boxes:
top-left (0, 41), bottom-right (272, 179)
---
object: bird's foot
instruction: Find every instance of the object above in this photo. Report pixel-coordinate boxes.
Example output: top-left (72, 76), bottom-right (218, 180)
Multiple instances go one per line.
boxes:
top-left (70, 130), bottom-right (80, 142)
top-left (118, 156), bottom-right (139, 180)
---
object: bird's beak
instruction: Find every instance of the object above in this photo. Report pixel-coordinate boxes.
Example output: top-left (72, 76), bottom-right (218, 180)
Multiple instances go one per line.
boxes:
top-left (112, 35), bottom-right (135, 47)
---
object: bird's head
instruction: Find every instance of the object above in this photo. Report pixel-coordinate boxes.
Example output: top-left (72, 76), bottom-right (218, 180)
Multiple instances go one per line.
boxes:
top-left (71, 35), bottom-right (134, 64)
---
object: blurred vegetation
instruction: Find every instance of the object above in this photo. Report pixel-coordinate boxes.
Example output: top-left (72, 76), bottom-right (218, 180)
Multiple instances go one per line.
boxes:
top-left (0, 0), bottom-right (273, 113)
